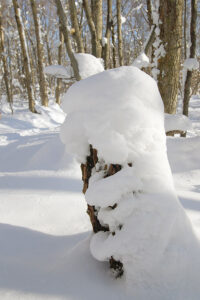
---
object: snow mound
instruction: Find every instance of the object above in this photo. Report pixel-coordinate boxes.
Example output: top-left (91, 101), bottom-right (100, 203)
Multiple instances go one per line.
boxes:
top-left (165, 113), bottom-right (192, 132)
top-left (183, 58), bottom-right (199, 71)
top-left (60, 66), bottom-right (200, 298)
top-left (74, 53), bottom-right (104, 79)
top-left (132, 52), bottom-right (150, 69)
top-left (44, 65), bottom-right (73, 78)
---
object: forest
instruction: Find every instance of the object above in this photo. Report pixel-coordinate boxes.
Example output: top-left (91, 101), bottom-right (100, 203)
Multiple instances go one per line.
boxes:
top-left (0, 1), bottom-right (200, 300)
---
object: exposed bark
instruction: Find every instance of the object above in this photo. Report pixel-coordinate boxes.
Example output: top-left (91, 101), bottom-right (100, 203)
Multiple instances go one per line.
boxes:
top-left (81, 145), bottom-right (123, 277)
top-left (111, 23), bottom-right (117, 68)
top-left (0, 12), bottom-right (13, 113)
top-left (104, 0), bottom-right (112, 69)
top-left (82, 0), bottom-right (97, 57)
top-left (54, 0), bottom-right (81, 81)
top-left (12, 0), bottom-right (36, 113)
top-left (182, 0), bottom-right (197, 118)
top-left (68, 0), bottom-right (84, 53)
top-left (157, 0), bottom-right (184, 114)
top-left (55, 28), bottom-right (64, 105)
top-left (146, 0), bottom-right (153, 28)
top-left (116, 0), bottom-right (124, 66)
top-left (92, 0), bottom-right (103, 58)
top-left (30, 0), bottom-right (48, 107)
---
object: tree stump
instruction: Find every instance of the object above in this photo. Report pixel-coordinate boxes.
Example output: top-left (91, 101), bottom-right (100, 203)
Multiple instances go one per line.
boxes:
top-left (81, 145), bottom-right (124, 277)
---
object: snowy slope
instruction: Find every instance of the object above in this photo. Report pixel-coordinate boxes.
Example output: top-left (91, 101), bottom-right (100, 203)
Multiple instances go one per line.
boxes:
top-left (0, 95), bottom-right (200, 299)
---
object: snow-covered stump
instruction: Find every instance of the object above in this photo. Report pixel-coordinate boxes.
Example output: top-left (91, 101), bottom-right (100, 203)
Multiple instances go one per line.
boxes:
top-left (60, 66), bottom-right (200, 295)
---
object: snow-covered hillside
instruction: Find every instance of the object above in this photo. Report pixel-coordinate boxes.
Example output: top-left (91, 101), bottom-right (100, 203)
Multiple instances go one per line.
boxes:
top-left (0, 93), bottom-right (200, 300)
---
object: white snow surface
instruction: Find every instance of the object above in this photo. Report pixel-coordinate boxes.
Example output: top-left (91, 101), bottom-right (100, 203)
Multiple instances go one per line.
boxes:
top-left (60, 66), bottom-right (200, 298)
top-left (183, 58), bottom-right (199, 71)
top-left (44, 65), bottom-right (73, 78)
top-left (165, 113), bottom-right (192, 132)
top-left (132, 52), bottom-right (150, 69)
top-left (1, 89), bottom-right (200, 299)
top-left (74, 53), bottom-right (104, 79)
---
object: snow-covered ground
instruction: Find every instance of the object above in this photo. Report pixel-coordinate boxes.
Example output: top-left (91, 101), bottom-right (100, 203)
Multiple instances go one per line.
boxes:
top-left (0, 94), bottom-right (200, 300)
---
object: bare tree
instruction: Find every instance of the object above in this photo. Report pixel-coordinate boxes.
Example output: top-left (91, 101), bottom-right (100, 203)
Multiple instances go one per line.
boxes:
top-left (54, 0), bottom-right (81, 81)
top-left (117, 0), bottom-right (124, 66)
top-left (55, 27), bottom-right (64, 105)
top-left (68, 0), bottom-right (84, 53)
top-left (30, 0), bottom-right (49, 107)
top-left (104, 0), bottom-right (112, 69)
top-left (156, 0), bottom-right (184, 114)
top-left (12, 0), bottom-right (36, 113)
top-left (182, 0), bottom-right (197, 117)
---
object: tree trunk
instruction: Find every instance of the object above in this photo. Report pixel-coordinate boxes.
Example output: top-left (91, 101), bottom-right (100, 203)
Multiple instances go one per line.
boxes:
top-left (116, 0), bottom-right (124, 66)
top-left (92, 0), bottom-right (102, 58)
top-left (82, 0), bottom-right (97, 57)
top-left (55, 28), bottom-right (64, 105)
top-left (12, 0), bottom-right (36, 113)
top-left (157, 0), bottom-right (184, 114)
top-left (30, 0), bottom-right (48, 107)
top-left (104, 0), bottom-right (112, 69)
top-left (81, 145), bottom-right (123, 277)
top-left (68, 0), bottom-right (84, 53)
top-left (54, 0), bottom-right (81, 81)
top-left (182, 0), bottom-right (197, 117)
top-left (0, 12), bottom-right (13, 113)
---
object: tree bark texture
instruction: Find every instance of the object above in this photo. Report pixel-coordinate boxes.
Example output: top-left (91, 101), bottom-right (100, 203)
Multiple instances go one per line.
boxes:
top-left (104, 0), bottom-right (112, 69)
top-left (30, 0), bottom-right (49, 107)
top-left (116, 0), bottom-right (124, 66)
top-left (157, 0), bottom-right (184, 114)
top-left (0, 12), bottom-right (13, 112)
top-left (54, 0), bottom-right (81, 81)
top-left (82, 0), bottom-right (97, 57)
top-left (91, 0), bottom-right (103, 58)
top-left (12, 0), bottom-right (36, 113)
top-left (182, 0), bottom-right (197, 117)
top-left (81, 145), bottom-right (123, 277)
top-left (55, 28), bottom-right (64, 105)
top-left (68, 0), bottom-right (84, 53)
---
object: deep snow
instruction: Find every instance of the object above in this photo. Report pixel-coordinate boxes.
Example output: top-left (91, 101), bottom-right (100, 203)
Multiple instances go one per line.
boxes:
top-left (0, 92), bottom-right (200, 299)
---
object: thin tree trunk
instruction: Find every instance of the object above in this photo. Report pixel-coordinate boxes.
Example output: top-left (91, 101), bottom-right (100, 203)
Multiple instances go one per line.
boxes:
top-left (0, 12), bottom-right (13, 113)
top-left (184, 0), bottom-right (187, 59)
top-left (55, 28), bottom-right (64, 105)
top-left (104, 0), bottom-right (112, 69)
top-left (82, 0), bottom-right (97, 57)
top-left (68, 0), bottom-right (84, 53)
top-left (182, 0), bottom-right (197, 117)
top-left (30, 0), bottom-right (48, 107)
top-left (54, 0), bottom-right (81, 81)
top-left (12, 0), bottom-right (36, 113)
top-left (157, 0), bottom-right (184, 114)
top-left (111, 22), bottom-right (117, 68)
top-left (93, 0), bottom-right (103, 58)
top-left (116, 0), bottom-right (124, 66)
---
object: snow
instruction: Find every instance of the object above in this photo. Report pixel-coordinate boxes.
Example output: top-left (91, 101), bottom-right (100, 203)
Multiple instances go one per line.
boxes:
top-left (44, 65), bottom-right (73, 79)
top-left (60, 66), bottom-right (200, 297)
top-left (183, 58), bottom-right (199, 71)
top-left (74, 53), bottom-right (104, 79)
top-left (44, 54), bottom-right (104, 80)
top-left (132, 52), bottom-right (150, 69)
top-left (1, 85), bottom-right (200, 299)
top-left (165, 113), bottom-right (192, 132)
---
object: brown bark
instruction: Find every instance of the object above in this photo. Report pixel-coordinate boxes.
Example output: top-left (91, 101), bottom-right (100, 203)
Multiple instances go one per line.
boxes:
top-left (81, 145), bottom-right (123, 277)
top-left (116, 0), bottom-right (124, 66)
top-left (68, 0), bottom-right (84, 53)
top-left (182, 0), bottom-right (197, 118)
top-left (55, 28), bottom-right (64, 105)
top-left (30, 0), bottom-right (48, 107)
top-left (104, 0), bottom-right (112, 69)
top-left (92, 0), bottom-right (103, 58)
top-left (12, 0), bottom-right (36, 113)
top-left (0, 12), bottom-right (13, 112)
top-left (82, 0), bottom-right (97, 57)
top-left (54, 0), bottom-right (81, 81)
top-left (157, 0), bottom-right (184, 114)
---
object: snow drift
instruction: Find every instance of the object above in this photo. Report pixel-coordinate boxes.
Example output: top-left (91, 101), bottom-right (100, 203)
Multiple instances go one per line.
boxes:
top-left (60, 66), bottom-right (200, 299)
